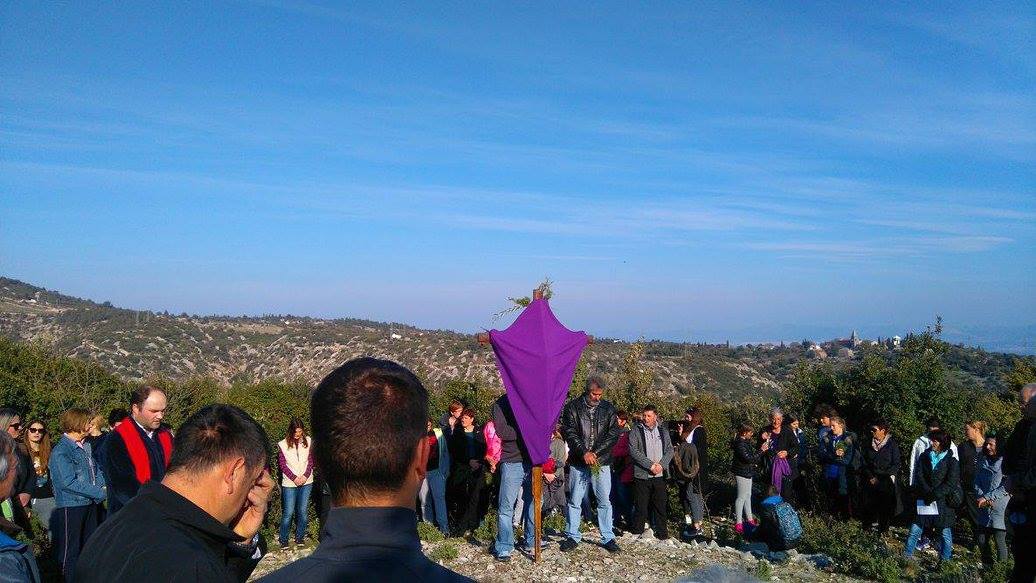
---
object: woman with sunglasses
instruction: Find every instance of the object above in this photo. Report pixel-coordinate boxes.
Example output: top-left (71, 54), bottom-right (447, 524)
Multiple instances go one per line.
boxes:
top-left (24, 420), bottom-right (56, 531)
top-left (0, 408), bottom-right (35, 526)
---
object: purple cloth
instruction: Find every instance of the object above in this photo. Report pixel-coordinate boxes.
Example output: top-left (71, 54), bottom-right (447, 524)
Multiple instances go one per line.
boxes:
top-left (489, 299), bottom-right (589, 465)
top-left (771, 456), bottom-right (792, 494)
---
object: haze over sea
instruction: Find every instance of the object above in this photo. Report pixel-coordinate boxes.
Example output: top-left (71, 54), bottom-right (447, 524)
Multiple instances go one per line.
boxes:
top-left (1, 3), bottom-right (1033, 353)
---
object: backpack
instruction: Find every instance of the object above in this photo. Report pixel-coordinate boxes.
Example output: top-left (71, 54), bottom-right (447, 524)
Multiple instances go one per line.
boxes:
top-left (769, 501), bottom-right (802, 548)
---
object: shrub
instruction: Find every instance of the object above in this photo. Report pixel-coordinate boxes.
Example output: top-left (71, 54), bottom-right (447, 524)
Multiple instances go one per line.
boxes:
top-left (428, 541), bottom-right (459, 562)
top-left (472, 513), bottom-right (498, 542)
top-left (417, 520), bottom-right (446, 542)
top-left (798, 512), bottom-right (900, 583)
top-left (753, 560), bottom-right (773, 581)
top-left (981, 559), bottom-right (1013, 583)
top-left (543, 510), bottom-right (566, 534)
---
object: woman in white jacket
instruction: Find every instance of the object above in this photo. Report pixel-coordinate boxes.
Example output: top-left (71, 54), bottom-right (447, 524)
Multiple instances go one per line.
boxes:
top-left (277, 417), bottom-right (314, 548)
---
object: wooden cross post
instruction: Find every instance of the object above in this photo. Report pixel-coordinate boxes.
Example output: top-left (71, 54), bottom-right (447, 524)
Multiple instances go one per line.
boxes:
top-left (477, 288), bottom-right (593, 563)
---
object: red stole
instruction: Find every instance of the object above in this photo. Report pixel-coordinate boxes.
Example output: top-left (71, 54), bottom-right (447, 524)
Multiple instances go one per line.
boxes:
top-left (115, 417), bottom-right (173, 484)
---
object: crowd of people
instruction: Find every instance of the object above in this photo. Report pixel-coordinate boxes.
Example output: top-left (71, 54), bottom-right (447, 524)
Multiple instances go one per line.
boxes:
top-left (0, 364), bottom-right (1034, 583)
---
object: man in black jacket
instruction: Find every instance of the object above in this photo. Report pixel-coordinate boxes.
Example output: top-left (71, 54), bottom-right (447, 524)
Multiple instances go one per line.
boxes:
top-left (76, 404), bottom-right (273, 583)
top-left (560, 376), bottom-right (621, 552)
top-left (102, 386), bottom-right (174, 514)
top-left (1004, 383), bottom-right (1036, 583)
top-left (259, 358), bottom-right (472, 583)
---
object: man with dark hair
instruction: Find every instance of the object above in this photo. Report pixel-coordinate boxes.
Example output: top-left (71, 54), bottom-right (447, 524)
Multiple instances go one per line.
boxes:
top-left (628, 405), bottom-right (674, 540)
top-left (102, 386), bottom-right (174, 514)
top-left (560, 376), bottom-right (621, 552)
top-left (260, 357), bottom-right (472, 582)
top-left (107, 408), bottom-right (129, 429)
top-left (77, 404), bottom-right (273, 582)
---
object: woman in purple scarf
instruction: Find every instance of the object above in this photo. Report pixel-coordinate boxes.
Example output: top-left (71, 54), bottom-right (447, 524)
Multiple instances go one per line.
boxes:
top-left (760, 408), bottom-right (799, 500)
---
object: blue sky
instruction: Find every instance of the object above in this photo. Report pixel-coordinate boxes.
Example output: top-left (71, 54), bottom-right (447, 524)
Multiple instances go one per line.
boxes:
top-left (2, 2), bottom-right (1034, 348)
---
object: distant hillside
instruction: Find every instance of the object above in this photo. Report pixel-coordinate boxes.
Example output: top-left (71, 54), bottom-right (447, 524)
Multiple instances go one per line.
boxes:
top-left (0, 277), bottom-right (1028, 399)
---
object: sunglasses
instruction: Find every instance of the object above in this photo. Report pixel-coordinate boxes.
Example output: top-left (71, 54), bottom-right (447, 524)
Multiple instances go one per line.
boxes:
top-left (8, 422), bottom-right (21, 430)
top-left (28, 427), bottom-right (45, 434)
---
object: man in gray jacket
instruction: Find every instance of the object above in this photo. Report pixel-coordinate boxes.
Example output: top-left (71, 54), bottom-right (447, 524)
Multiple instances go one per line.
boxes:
top-left (628, 405), bottom-right (674, 540)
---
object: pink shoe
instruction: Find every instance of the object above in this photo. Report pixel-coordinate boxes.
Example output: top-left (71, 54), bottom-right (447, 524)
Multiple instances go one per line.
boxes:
top-left (734, 523), bottom-right (745, 534)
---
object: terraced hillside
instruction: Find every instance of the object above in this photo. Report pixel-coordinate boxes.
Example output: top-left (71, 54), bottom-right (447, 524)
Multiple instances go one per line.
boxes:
top-left (0, 277), bottom-right (790, 399)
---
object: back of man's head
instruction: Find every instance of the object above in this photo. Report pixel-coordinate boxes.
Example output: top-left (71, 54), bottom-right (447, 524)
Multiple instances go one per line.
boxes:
top-left (108, 408), bottom-right (129, 427)
top-left (167, 404), bottom-right (270, 476)
top-left (1024, 383), bottom-right (1036, 417)
top-left (312, 357), bottom-right (428, 505)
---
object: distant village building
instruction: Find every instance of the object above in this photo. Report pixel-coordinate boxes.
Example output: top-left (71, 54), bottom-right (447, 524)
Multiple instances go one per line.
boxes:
top-left (836, 347), bottom-right (855, 359)
top-left (808, 344), bottom-right (828, 359)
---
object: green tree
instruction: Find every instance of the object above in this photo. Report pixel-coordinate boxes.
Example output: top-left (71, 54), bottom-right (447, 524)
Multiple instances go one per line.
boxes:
top-left (618, 340), bottom-right (653, 413)
top-left (1004, 358), bottom-right (1036, 392)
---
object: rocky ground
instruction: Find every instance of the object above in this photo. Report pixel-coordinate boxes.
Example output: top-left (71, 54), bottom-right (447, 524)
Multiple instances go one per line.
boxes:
top-left (249, 526), bottom-right (860, 582)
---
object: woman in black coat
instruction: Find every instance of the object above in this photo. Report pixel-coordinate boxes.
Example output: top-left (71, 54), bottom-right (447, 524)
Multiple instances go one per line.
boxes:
top-left (732, 424), bottom-right (768, 533)
top-left (860, 420), bottom-right (901, 533)
top-left (446, 408), bottom-right (489, 536)
top-left (904, 429), bottom-right (960, 562)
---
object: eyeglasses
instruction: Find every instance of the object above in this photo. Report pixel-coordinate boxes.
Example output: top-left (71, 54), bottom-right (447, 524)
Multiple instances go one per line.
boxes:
top-left (28, 427), bottom-right (45, 434)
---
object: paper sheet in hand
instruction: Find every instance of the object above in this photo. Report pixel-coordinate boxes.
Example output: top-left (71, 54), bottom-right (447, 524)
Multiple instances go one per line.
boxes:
top-left (916, 499), bottom-right (939, 516)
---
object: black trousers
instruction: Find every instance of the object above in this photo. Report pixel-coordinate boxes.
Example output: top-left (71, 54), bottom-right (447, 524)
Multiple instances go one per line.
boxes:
top-left (52, 502), bottom-right (101, 583)
top-left (1011, 519), bottom-right (1036, 583)
top-left (631, 477), bottom-right (668, 538)
top-left (863, 476), bottom-right (897, 533)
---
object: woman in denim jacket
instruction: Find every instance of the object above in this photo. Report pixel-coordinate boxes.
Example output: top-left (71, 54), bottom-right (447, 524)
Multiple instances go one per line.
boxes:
top-left (49, 409), bottom-right (107, 582)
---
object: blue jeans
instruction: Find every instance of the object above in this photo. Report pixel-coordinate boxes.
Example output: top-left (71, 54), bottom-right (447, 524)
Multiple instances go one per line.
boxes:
top-left (905, 523), bottom-right (952, 561)
top-left (566, 464), bottom-right (614, 544)
top-left (422, 472), bottom-right (449, 534)
top-left (279, 483), bottom-right (313, 545)
top-left (495, 462), bottom-right (537, 557)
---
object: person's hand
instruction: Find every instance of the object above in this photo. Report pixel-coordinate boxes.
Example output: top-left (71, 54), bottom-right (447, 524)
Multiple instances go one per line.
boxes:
top-left (777, 450), bottom-right (788, 459)
top-left (760, 442), bottom-right (770, 452)
top-left (232, 469), bottom-right (273, 541)
top-left (977, 497), bottom-right (988, 508)
top-left (468, 459), bottom-right (481, 471)
top-left (448, 417), bottom-right (457, 428)
top-left (489, 460), bottom-right (498, 474)
top-left (835, 449), bottom-right (844, 457)
top-left (294, 476), bottom-right (306, 487)
top-left (650, 463), bottom-right (663, 476)
top-left (869, 477), bottom-right (878, 486)
top-left (544, 473), bottom-right (556, 483)
top-left (583, 452), bottom-right (598, 466)
top-left (761, 432), bottom-right (770, 441)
